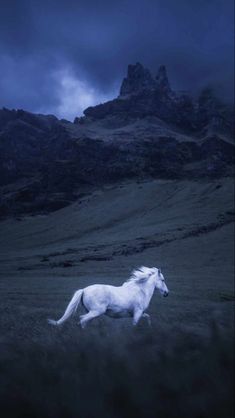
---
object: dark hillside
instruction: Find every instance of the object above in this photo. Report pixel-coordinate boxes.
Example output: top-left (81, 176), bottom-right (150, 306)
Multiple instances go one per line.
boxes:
top-left (0, 64), bottom-right (234, 218)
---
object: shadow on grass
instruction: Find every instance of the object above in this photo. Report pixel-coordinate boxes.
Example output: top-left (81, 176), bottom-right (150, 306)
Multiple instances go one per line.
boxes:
top-left (0, 321), bottom-right (234, 418)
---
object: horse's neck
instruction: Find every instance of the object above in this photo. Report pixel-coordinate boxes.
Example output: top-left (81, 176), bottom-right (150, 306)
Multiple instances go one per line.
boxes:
top-left (140, 278), bottom-right (156, 306)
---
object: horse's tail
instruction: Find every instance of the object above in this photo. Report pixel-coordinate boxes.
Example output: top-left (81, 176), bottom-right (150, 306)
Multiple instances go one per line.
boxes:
top-left (48, 289), bottom-right (83, 326)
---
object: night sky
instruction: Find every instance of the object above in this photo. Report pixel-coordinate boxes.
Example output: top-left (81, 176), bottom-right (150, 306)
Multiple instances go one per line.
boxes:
top-left (0, 0), bottom-right (234, 120)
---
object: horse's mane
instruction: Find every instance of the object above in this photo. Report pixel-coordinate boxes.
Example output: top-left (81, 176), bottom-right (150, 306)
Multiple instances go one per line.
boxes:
top-left (125, 266), bottom-right (155, 284)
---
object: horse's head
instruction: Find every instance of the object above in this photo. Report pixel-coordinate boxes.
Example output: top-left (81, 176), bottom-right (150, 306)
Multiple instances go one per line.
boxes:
top-left (152, 268), bottom-right (169, 297)
top-left (128, 266), bottom-right (169, 297)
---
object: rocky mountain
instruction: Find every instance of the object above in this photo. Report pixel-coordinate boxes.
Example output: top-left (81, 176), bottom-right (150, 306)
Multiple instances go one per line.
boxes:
top-left (0, 63), bottom-right (234, 217)
top-left (83, 63), bottom-right (233, 136)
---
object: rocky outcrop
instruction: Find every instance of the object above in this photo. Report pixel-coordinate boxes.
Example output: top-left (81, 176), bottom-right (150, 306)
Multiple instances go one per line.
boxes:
top-left (119, 63), bottom-right (172, 97)
top-left (120, 62), bottom-right (156, 96)
top-left (155, 65), bottom-right (172, 93)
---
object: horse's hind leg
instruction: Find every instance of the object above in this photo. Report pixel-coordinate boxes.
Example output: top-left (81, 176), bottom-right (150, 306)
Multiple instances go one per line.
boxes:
top-left (79, 310), bottom-right (104, 329)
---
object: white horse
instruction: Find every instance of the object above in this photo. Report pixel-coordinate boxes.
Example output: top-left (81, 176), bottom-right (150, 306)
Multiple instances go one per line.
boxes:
top-left (48, 266), bottom-right (169, 328)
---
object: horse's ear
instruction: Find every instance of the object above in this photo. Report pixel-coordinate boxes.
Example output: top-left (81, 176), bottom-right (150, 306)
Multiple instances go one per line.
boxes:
top-left (158, 268), bottom-right (161, 276)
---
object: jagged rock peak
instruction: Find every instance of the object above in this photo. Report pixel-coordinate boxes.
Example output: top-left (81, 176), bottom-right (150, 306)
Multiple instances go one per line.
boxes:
top-left (156, 65), bottom-right (171, 92)
top-left (119, 62), bottom-right (156, 96)
top-left (119, 62), bottom-right (173, 97)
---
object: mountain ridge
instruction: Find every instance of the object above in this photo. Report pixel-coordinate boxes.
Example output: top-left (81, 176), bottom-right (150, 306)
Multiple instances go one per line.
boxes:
top-left (0, 63), bottom-right (234, 217)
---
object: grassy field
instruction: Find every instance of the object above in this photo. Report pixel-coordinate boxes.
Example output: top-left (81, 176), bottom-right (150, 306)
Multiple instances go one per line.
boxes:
top-left (0, 178), bottom-right (234, 417)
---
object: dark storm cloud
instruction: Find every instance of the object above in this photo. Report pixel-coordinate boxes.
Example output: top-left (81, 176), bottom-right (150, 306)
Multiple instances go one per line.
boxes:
top-left (0, 0), bottom-right (234, 120)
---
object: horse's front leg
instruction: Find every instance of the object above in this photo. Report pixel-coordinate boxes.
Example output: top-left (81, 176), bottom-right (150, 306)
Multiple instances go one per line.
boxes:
top-left (142, 313), bottom-right (151, 326)
top-left (132, 309), bottom-right (143, 326)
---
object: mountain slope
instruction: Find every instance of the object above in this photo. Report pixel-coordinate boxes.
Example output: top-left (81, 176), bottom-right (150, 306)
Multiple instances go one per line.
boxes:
top-left (0, 177), bottom-right (233, 275)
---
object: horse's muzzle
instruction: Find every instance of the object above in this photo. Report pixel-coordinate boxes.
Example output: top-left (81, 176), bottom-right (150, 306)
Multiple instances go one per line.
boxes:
top-left (163, 291), bottom-right (169, 297)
